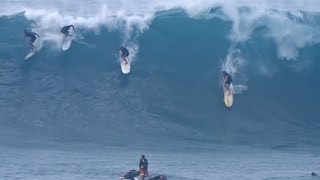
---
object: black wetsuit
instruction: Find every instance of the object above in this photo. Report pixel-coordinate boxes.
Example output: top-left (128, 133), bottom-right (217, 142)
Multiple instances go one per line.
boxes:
top-left (25, 31), bottom-right (37, 43)
top-left (61, 25), bottom-right (73, 35)
top-left (120, 47), bottom-right (129, 58)
top-left (224, 73), bottom-right (232, 86)
top-left (139, 158), bottom-right (148, 170)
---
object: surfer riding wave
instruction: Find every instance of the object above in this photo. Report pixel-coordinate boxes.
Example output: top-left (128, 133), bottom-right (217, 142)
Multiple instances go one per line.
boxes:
top-left (222, 71), bottom-right (232, 95)
top-left (24, 29), bottom-right (39, 52)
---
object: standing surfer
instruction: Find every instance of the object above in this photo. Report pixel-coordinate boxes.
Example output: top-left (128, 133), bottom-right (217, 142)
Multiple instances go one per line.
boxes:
top-left (61, 25), bottom-right (74, 41)
top-left (24, 29), bottom-right (39, 52)
top-left (119, 46), bottom-right (129, 65)
top-left (222, 71), bottom-right (232, 95)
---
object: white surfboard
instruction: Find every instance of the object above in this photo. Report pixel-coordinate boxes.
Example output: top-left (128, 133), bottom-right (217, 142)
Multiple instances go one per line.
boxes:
top-left (24, 48), bottom-right (36, 60)
top-left (121, 59), bottom-right (131, 74)
top-left (223, 83), bottom-right (234, 108)
top-left (62, 29), bottom-right (73, 51)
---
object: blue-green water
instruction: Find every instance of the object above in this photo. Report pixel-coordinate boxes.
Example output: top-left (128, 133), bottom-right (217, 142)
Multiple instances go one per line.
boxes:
top-left (0, 1), bottom-right (320, 179)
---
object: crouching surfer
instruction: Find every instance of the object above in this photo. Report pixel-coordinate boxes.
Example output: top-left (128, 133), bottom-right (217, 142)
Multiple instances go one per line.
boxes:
top-left (61, 25), bottom-right (74, 41)
top-left (24, 29), bottom-right (39, 52)
top-left (222, 71), bottom-right (232, 95)
top-left (119, 46), bottom-right (129, 65)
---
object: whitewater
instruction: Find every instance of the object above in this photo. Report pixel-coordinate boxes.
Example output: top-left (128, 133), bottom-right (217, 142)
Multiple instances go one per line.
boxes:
top-left (0, 0), bottom-right (320, 179)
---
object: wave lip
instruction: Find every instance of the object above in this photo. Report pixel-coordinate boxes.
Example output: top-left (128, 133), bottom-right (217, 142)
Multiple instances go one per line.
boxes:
top-left (0, 1), bottom-right (320, 149)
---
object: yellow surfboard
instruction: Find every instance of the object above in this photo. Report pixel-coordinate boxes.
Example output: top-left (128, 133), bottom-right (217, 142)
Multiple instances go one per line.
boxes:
top-left (223, 84), bottom-right (234, 108)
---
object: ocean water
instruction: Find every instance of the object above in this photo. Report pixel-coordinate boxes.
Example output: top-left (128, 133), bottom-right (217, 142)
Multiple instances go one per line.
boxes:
top-left (0, 1), bottom-right (320, 179)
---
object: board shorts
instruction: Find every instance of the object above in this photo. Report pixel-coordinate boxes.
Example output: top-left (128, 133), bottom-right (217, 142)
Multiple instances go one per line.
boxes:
top-left (140, 168), bottom-right (149, 176)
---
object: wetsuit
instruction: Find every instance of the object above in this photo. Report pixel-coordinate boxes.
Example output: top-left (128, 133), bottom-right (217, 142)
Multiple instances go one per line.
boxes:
top-left (24, 30), bottom-right (39, 51)
top-left (120, 47), bottom-right (129, 58)
top-left (24, 31), bottom-right (38, 44)
top-left (224, 73), bottom-right (232, 86)
top-left (61, 25), bottom-right (74, 36)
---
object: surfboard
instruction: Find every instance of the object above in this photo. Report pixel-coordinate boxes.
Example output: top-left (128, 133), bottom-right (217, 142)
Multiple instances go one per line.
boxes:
top-left (24, 48), bottom-right (36, 60)
top-left (121, 59), bottom-right (131, 74)
top-left (62, 29), bottom-right (73, 51)
top-left (223, 83), bottom-right (234, 108)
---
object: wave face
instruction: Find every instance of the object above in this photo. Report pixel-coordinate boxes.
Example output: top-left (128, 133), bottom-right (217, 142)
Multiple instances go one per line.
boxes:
top-left (0, 0), bottom-right (320, 149)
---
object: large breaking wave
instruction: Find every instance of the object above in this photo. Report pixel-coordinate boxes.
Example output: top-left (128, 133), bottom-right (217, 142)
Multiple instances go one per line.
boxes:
top-left (0, 0), bottom-right (320, 149)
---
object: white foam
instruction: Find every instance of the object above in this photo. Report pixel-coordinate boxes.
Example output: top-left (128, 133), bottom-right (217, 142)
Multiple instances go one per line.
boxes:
top-left (232, 84), bottom-right (248, 94)
top-left (1, 1), bottom-right (319, 55)
top-left (119, 42), bottom-right (139, 63)
top-left (222, 47), bottom-right (248, 93)
top-left (1, 0), bottom-right (319, 69)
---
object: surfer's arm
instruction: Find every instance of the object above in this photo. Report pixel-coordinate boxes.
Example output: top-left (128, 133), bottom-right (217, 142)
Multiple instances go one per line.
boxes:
top-left (71, 25), bottom-right (75, 30)
top-left (33, 32), bottom-right (40, 37)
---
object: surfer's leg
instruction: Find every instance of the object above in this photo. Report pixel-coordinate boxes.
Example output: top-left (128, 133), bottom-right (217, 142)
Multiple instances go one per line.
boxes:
top-left (225, 84), bottom-right (231, 95)
top-left (29, 41), bottom-right (34, 51)
top-left (31, 43), bottom-right (36, 52)
top-left (29, 41), bottom-right (32, 49)
top-left (123, 57), bottom-right (128, 64)
top-left (30, 36), bottom-right (36, 51)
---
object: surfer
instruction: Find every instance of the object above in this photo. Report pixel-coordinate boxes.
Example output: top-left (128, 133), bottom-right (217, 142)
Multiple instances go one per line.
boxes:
top-left (61, 25), bottom-right (74, 43)
top-left (24, 29), bottom-right (39, 52)
top-left (61, 25), bottom-right (74, 37)
top-left (119, 46), bottom-right (129, 65)
top-left (222, 71), bottom-right (232, 95)
top-left (139, 155), bottom-right (149, 180)
top-left (312, 172), bottom-right (317, 176)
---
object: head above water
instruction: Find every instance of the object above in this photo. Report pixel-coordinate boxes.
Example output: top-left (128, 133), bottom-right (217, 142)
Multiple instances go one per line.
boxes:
top-left (141, 155), bottom-right (145, 159)
top-left (222, 71), bottom-right (227, 76)
top-left (24, 29), bottom-right (27, 34)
